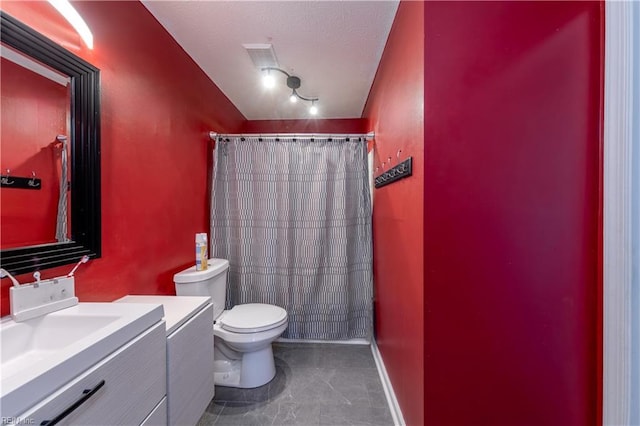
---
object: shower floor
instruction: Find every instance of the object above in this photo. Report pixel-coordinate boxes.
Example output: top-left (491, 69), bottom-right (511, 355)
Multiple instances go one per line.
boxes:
top-left (197, 342), bottom-right (394, 426)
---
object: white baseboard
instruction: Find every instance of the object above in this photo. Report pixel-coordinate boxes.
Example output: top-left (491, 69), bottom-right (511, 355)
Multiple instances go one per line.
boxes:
top-left (371, 340), bottom-right (406, 426)
top-left (276, 337), bottom-right (370, 345)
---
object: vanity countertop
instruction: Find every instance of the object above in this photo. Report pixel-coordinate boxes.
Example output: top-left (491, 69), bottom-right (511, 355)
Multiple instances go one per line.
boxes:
top-left (114, 295), bottom-right (211, 335)
top-left (0, 302), bottom-right (164, 418)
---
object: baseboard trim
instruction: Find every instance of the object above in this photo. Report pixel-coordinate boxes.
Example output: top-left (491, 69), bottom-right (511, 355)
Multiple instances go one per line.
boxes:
top-left (276, 337), bottom-right (370, 345)
top-left (371, 340), bottom-right (406, 426)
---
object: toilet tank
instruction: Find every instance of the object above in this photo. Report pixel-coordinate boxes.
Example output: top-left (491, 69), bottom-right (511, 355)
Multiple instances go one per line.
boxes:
top-left (174, 258), bottom-right (229, 319)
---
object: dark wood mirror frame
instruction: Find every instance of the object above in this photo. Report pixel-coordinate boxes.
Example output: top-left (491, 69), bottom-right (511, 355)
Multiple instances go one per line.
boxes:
top-left (1, 11), bottom-right (101, 275)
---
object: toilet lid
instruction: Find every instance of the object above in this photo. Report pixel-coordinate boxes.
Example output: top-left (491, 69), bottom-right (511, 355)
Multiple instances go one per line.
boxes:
top-left (219, 303), bottom-right (288, 333)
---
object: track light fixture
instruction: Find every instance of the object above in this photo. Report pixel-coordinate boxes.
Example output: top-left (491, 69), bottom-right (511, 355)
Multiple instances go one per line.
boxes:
top-left (261, 67), bottom-right (319, 115)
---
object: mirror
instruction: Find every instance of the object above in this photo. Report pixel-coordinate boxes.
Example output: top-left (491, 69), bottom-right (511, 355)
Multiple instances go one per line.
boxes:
top-left (0, 11), bottom-right (101, 275)
top-left (1, 44), bottom-right (72, 248)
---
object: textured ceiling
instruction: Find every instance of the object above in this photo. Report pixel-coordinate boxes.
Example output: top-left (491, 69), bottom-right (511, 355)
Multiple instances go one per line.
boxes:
top-left (141, 1), bottom-right (399, 120)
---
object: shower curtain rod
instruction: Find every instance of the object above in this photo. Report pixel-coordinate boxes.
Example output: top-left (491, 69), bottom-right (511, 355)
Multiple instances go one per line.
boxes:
top-left (209, 131), bottom-right (375, 141)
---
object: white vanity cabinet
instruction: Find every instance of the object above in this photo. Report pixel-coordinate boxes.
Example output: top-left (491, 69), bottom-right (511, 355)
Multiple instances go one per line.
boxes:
top-left (116, 296), bottom-right (215, 426)
top-left (16, 321), bottom-right (167, 425)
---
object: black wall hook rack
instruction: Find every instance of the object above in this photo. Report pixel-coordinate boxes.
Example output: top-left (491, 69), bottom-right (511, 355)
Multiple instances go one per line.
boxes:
top-left (374, 157), bottom-right (412, 189)
top-left (1, 174), bottom-right (41, 190)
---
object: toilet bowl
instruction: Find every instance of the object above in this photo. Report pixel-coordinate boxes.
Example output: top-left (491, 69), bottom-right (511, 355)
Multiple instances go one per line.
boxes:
top-left (174, 259), bottom-right (288, 389)
top-left (213, 303), bottom-right (288, 388)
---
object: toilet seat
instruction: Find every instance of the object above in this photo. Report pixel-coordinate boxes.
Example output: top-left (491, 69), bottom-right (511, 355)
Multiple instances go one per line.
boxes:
top-left (218, 303), bottom-right (287, 334)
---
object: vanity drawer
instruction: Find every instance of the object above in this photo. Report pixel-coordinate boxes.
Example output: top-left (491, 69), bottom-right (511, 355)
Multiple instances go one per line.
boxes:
top-left (18, 322), bottom-right (166, 425)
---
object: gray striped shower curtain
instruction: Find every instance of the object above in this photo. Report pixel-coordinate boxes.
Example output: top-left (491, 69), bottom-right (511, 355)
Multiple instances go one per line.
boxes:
top-left (210, 136), bottom-right (373, 340)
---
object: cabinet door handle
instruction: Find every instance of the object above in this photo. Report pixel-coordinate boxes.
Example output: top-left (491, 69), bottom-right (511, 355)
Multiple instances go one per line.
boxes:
top-left (40, 380), bottom-right (106, 425)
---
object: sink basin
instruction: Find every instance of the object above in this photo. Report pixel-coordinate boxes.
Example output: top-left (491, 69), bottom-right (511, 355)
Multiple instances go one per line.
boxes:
top-left (0, 302), bottom-right (164, 417)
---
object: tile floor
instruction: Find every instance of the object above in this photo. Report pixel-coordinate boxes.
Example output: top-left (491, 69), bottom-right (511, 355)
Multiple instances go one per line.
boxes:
top-left (197, 342), bottom-right (394, 426)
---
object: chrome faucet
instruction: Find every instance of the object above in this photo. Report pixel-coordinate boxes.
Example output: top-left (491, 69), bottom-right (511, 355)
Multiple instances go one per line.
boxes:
top-left (1, 255), bottom-right (89, 290)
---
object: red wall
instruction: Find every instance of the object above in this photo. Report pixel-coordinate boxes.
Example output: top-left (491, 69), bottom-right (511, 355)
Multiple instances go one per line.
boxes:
top-left (423, 2), bottom-right (602, 424)
top-left (362, 2), bottom-right (424, 425)
top-left (240, 118), bottom-right (366, 134)
top-left (0, 4), bottom-right (604, 424)
top-left (0, 1), bottom-right (245, 315)
top-left (1, 58), bottom-right (70, 248)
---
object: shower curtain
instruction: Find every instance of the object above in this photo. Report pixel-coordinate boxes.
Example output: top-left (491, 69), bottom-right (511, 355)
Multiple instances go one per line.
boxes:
top-left (210, 136), bottom-right (373, 340)
top-left (55, 140), bottom-right (69, 242)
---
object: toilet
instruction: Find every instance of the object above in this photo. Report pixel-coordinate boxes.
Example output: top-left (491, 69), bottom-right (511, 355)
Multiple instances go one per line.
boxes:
top-left (173, 258), bottom-right (288, 389)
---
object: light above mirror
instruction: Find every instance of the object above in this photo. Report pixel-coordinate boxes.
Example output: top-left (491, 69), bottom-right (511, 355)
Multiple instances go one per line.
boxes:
top-left (47, 0), bottom-right (94, 49)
